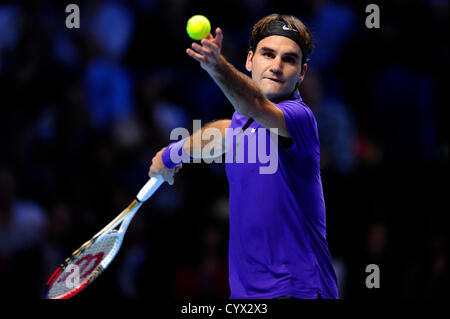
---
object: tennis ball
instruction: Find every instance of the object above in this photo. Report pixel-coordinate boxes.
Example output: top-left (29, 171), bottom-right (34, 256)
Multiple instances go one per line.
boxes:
top-left (186, 15), bottom-right (211, 40)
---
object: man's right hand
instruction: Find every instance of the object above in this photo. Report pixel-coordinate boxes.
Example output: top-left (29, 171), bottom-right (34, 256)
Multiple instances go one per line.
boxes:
top-left (148, 148), bottom-right (182, 185)
top-left (186, 27), bottom-right (223, 73)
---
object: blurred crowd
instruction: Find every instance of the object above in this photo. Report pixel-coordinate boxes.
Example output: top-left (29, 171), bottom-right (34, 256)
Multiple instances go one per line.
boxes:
top-left (0, 0), bottom-right (448, 299)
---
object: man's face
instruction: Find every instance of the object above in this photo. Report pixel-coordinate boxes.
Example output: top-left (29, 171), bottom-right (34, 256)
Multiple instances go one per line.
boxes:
top-left (246, 35), bottom-right (307, 101)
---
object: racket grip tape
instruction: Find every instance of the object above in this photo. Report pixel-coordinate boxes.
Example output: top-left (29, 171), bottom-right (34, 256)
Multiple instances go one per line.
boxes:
top-left (136, 176), bottom-right (164, 202)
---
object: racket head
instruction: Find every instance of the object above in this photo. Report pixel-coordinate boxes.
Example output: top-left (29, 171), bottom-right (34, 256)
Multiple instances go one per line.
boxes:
top-left (44, 233), bottom-right (124, 299)
top-left (43, 177), bottom-right (162, 299)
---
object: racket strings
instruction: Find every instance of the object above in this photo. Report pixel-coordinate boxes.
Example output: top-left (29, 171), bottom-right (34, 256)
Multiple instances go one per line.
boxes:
top-left (47, 236), bottom-right (120, 298)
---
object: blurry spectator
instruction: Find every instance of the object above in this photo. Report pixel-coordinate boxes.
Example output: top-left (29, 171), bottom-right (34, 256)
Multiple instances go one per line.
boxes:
top-left (0, 167), bottom-right (47, 298)
top-left (172, 223), bottom-right (229, 298)
top-left (41, 201), bottom-right (74, 287)
top-left (187, 74), bottom-right (231, 123)
top-left (363, 222), bottom-right (396, 299)
top-left (371, 67), bottom-right (439, 164)
top-left (87, 1), bottom-right (135, 59)
top-left (424, 232), bottom-right (449, 299)
top-left (117, 243), bottom-right (148, 298)
top-left (137, 68), bottom-right (191, 139)
top-left (316, 98), bottom-right (356, 174)
top-left (306, 0), bottom-right (358, 72)
top-left (51, 32), bottom-right (80, 70)
top-left (0, 5), bottom-right (21, 74)
top-left (366, 222), bottom-right (388, 260)
top-left (153, 100), bottom-right (190, 138)
top-left (113, 113), bottom-right (145, 150)
top-left (0, 167), bottom-right (47, 257)
top-left (116, 212), bottom-right (149, 298)
top-left (84, 57), bottom-right (133, 131)
top-left (82, 1), bottom-right (135, 132)
top-left (302, 69), bottom-right (356, 175)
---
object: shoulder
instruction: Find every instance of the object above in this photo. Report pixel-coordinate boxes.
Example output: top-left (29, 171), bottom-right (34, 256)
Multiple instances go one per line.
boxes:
top-left (277, 98), bottom-right (315, 121)
top-left (276, 98), bottom-right (318, 136)
top-left (275, 97), bottom-right (319, 156)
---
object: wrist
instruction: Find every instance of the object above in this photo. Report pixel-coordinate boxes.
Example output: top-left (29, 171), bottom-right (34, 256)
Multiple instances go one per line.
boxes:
top-left (161, 138), bottom-right (191, 169)
top-left (206, 54), bottom-right (227, 77)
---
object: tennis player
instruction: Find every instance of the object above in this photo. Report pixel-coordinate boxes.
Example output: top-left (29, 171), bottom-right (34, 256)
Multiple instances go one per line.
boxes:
top-left (149, 14), bottom-right (338, 299)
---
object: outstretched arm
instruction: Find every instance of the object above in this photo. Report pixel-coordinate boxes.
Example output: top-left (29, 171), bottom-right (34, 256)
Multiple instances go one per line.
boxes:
top-left (186, 28), bottom-right (290, 138)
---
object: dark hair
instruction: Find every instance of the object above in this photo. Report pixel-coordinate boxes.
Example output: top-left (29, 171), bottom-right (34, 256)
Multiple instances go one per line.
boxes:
top-left (248, 14), bottom-right (314, 66)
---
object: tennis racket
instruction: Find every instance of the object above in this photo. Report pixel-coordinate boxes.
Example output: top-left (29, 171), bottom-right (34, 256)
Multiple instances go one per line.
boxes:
top-left (43, 175), bottom-right (165, 299)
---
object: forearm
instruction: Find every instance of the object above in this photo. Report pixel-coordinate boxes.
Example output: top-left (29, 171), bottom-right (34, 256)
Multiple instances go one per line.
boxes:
top-left (207, 55), bottom-right (266, 119)
top-left (182, 119), bottom-right (230, 159)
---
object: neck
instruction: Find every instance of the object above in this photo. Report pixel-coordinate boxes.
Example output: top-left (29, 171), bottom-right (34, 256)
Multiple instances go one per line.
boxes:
top-left (268, 88), bottom-right (299, 103)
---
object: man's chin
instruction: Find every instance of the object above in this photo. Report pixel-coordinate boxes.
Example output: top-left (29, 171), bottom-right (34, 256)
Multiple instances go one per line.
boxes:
top-left (262, 86), bottom-right (280, 98)
top-left (264, 90), bottom-right (289, 102)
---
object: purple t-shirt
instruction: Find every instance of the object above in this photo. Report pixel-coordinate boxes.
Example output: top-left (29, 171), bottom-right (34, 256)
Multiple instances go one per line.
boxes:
top-left (225, 92), bottom-right (338, 299)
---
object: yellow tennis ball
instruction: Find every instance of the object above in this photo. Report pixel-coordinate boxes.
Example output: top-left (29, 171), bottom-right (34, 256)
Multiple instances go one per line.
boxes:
top-left (186, 15), bottom-right (211, 40)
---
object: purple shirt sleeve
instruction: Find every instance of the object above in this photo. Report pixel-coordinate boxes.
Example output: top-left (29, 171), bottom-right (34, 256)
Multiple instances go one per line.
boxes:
top-left (276, 99), bottom-right (320, 158)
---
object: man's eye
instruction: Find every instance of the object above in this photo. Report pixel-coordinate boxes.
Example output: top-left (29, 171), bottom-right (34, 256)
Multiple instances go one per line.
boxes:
top-left (263, 52), bottom-right (274, 58)
top-left (283, 57), bottom-right (295, 64)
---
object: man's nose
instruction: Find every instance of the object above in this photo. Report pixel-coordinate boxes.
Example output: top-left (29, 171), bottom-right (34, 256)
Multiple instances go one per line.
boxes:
top-left (269, 57), bottom-right (283, 74)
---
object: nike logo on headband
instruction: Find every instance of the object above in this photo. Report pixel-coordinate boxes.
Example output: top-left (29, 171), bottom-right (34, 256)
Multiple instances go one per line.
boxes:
top-left (282, 24), bottom-right (298, 32)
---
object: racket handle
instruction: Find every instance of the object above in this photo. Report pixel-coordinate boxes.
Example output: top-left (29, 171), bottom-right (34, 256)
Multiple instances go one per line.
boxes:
top-left (136, 175), bottom-right (164, 202)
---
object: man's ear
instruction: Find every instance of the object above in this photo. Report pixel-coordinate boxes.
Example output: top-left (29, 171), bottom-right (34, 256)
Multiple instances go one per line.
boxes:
top-left (297, 63), bottom-right (308, 86)
top-left (245, 50), bottom-right (254, 72)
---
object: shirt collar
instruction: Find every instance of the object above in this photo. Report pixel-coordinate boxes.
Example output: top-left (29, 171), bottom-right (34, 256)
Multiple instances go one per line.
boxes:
top-left (291, 89), bottom-right (303, 101)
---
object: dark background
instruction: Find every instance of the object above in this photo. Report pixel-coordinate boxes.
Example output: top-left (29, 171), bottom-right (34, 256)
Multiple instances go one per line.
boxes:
top-left (0, 0), bottom-right (447, 299)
